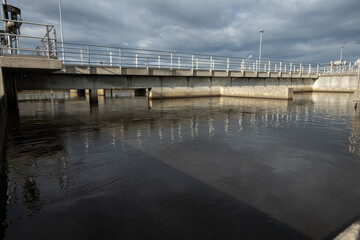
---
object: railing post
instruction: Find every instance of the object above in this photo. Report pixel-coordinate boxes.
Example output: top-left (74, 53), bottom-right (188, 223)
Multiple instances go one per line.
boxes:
top-left (52, 27), bottom-right (58, 58)
top-left (275, 64), bottom-right (277, 72)
top-left (46, 25), bottom-right (51, 58)
top-left (241, 59), bottom-right (244, 71)
top-left (290, 63), bottom-right (292, 73)
top-left (268, 61), bottom-right (271, 72)
top-left (300, 63), bottom-right (302, 73)
top-left (253, 62), bottom-right (255, 71)
top-left (110, 51), bottom-right (113, 66)
top-left (192, 55), bottom-right (194, 70)
top-left (227, 57), bottom-right (229, 72)
top-left (119, 49), bottom-right (122, 69)
top-left (170, 53), bottom-right (173, 70)
top-left (264, 63), bottom-right (267, 72)
top-left (87, 46), bottom-right (90, 67)
top-left (196, 58), bottom-right (199, 70)
top-left (284, 65), bottom-right (287, 73)
top-left (308, 64), bottom-right (311, 74)
top-left (178, 57), bottom-right (181, 69)
top-left (279, 62), bottom-right (282, 73)
top-left (210, 56), bottom-right (213, 70)
top-left (80, 49), bottom-right (83, 65)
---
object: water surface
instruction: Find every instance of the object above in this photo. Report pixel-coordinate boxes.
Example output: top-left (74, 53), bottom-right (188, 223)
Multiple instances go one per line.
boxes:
top-left (1, 93), bottom-right (360, 240)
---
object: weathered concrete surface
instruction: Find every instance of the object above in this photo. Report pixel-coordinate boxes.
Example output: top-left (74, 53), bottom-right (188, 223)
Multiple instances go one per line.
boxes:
top-left (17, 71), bottom-right (314, 100)
top-left (221, 86), bottom-right (293, 99)
top-left (0, 55), bottom-right (62, 70)
top-left (334, 220), bottom-right (360, 240)
top-left (61, 66), bottom-right (319, 79)
top-left (313, 74), bottom-right (358, 92)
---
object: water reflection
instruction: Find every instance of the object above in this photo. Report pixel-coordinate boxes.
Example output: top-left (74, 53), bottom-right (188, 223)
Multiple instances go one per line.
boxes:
top-left (1, 92), bottom-right (360, 240)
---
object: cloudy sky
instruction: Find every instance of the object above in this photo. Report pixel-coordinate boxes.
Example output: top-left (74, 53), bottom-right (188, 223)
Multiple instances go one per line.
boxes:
top-left (10, 0), bottom-right (360, 63)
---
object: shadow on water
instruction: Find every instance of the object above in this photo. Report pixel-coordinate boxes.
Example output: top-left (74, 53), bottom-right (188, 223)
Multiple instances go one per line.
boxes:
top-left (2, 139), bottom-right (311, 240)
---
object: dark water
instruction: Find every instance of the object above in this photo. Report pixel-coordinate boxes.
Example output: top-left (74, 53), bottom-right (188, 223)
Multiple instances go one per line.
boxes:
top-left (1, 93), bottom-right (360, 240)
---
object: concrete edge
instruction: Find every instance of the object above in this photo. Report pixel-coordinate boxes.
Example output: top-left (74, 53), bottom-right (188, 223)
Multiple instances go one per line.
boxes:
top-left (0, 95), bottom-right (7, 174)
top-left (334, 220), bottom-right (360, 240)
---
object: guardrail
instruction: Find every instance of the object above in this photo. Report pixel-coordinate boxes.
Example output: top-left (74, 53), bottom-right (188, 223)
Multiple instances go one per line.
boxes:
top-left (0, 18), bottom-right (57, 58)
top-left (59, 42), bottom-right (358, 75)
top-left (59, 42), bottom-right (323, 75)
top-left (0, 19), bottom-right (357, 76)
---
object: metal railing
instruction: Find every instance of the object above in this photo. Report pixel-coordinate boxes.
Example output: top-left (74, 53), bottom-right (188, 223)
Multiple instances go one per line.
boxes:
top-left (59, 42), bottom-right (323, 75)
top-left (58, 42), bottom-right (358, 75)
top-left (0, 18), bottom-right (357, 76)
top-left (0, 18), bottom-right (57, 58)
top-left (324, 61), bottom-right (359, 75)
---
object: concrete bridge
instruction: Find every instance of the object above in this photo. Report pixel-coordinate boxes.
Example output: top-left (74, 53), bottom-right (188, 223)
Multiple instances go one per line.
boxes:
top-left (0, 19), bottom-right (359, 109)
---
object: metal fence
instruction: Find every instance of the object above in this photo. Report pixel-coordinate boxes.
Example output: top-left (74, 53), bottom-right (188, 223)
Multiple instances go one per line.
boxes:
top-left (59, 42), bottom-right (323, 74)
top-left (0, 19), bottom-right (357, 76)
top-left (58, 42), bottom-right (359, 75)
top-left (0, 18), bottom-right (57, 58)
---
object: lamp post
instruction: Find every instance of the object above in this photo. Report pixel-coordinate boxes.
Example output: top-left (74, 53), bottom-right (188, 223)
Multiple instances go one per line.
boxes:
top-left (58, 0), bottom-right (65, 61)
top-left (340, 45), bottom-right (344, 62)
top-left (258, 29), bottom-right (264, 71)
top-left (259, 29), bottom-right (264, 61)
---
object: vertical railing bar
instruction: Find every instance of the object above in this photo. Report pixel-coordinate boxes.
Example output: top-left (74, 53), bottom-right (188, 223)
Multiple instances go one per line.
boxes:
top-left (110, 51), bottom-right (113, 66)
top-left (136, 53), bottom-right (138, 68)
top-left (87, 46), bottom-right (90, 67)
top-left (170, 53), bottom-right (173, 70)
top-left (119, 49), bottom-right (122, 69)
top-left (46, 25), bottom-right (50, 58)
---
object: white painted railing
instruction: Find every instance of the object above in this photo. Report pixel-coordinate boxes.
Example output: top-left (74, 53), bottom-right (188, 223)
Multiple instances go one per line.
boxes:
top-left (0, 19), bottom-right (357, 76)
top-left (58, 42), bottom-right (329, 75)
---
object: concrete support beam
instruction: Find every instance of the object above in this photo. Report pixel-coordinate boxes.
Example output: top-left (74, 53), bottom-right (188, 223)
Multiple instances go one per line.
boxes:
top-left (2, 69), bottom-right (18, 109)
top-left (97, 89), bottom-right (105, 96)
top-left (89, 89), bottom-right (98, 102)
top-left (77, 89), bottom-right (86, 97)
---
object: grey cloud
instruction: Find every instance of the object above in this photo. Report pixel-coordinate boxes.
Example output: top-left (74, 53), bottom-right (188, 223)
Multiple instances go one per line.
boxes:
top-left (8, 0), bottom-right (360, 62)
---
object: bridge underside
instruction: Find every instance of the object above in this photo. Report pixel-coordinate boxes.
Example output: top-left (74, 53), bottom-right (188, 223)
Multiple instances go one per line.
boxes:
top-left (14, 66), bottom-right (319, 100)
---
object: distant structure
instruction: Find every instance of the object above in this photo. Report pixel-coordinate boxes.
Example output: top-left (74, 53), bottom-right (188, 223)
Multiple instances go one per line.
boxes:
top-left (0, 0), bottom-right (22, 54)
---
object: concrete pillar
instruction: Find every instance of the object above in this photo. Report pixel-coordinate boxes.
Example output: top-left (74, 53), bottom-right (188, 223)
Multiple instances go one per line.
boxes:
top-left (89, 89), bottom-right (98, 102)
top-left (77, 89), bottom-right (86, 97)
top-left (2, 69), bottom-right (18, 109)
top-left (97, 89), bottom-right (105, 96)
top-left (70, 89), bottom-right (78, 98)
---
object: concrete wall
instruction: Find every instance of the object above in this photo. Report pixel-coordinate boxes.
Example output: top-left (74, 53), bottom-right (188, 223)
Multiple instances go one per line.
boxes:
top-left (221, 86), bottom-right (293, 99)
top-left (313, 74), bottom-right (358, 92)
top-left (17, 71), bottom-right (317, 100)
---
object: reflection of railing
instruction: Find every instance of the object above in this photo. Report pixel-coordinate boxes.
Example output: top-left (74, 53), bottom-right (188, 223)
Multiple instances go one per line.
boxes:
top-left (59, 42), bottom-right (326, 75)
top-left (0, 18), bottom-right (57, 58)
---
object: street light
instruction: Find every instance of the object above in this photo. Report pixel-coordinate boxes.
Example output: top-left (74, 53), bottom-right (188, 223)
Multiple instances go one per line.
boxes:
top-left (340, 45), bottom-right (344, 62)
top-left (259, 29), bottom-right (264, 61)
top-left (58, 0), bottom-right (65, 60)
